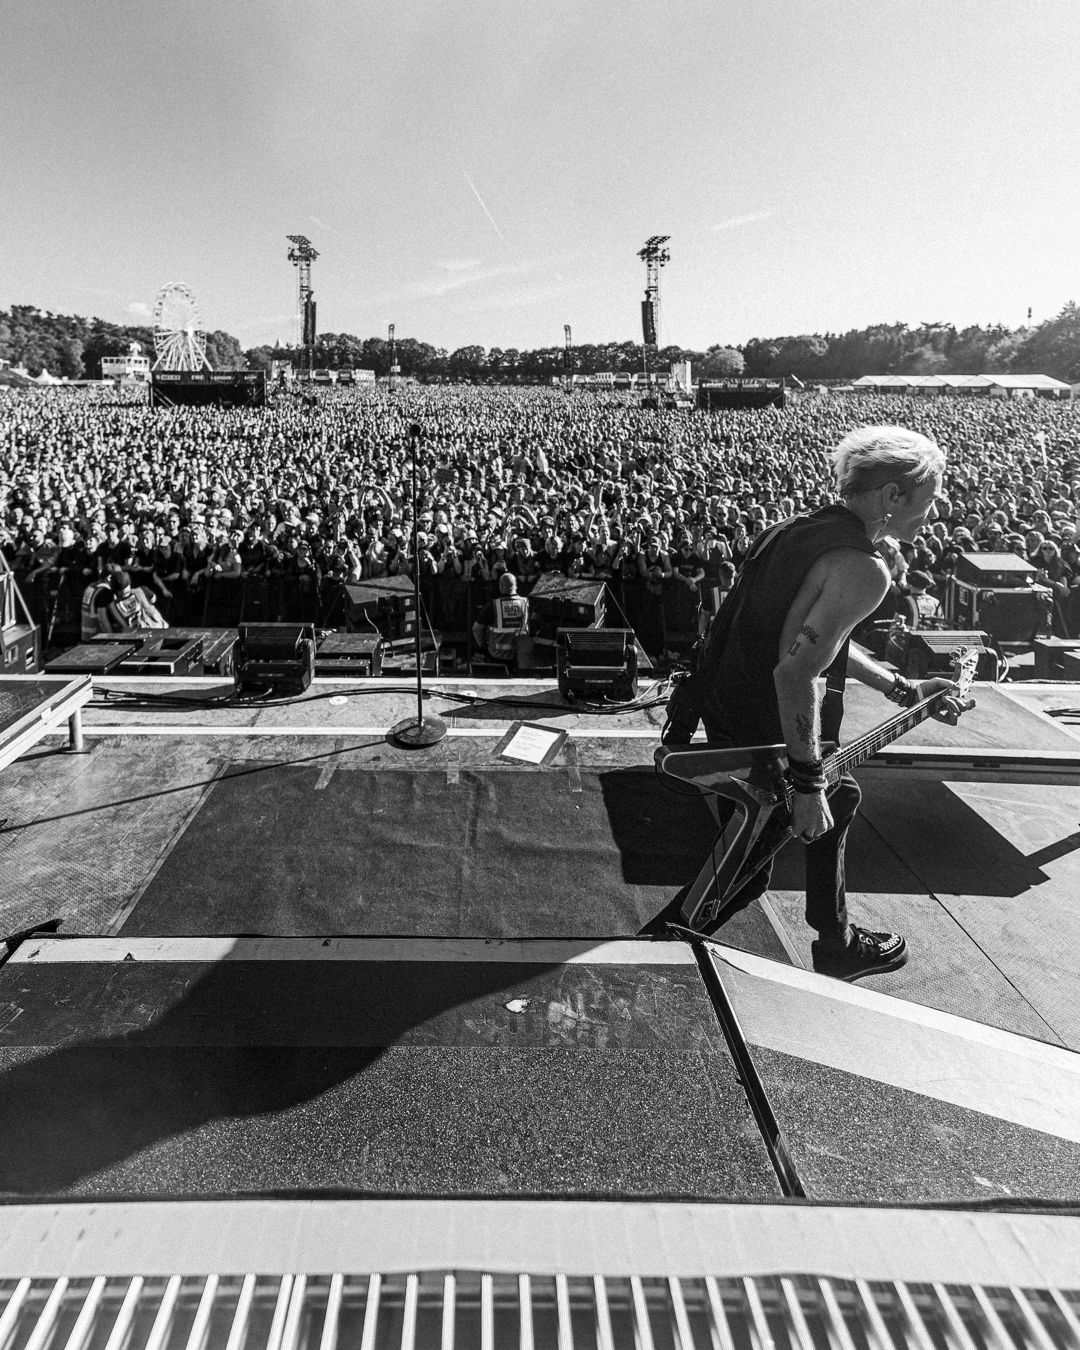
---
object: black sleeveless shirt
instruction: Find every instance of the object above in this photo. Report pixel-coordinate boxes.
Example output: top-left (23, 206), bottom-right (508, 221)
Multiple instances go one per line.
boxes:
top-left (697, 504), bottom-right (878, 744)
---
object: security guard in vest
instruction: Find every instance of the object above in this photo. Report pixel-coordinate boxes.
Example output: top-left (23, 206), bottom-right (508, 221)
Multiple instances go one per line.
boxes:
top-left (472, 571), bottom-right (530, 664)
top-left (898, 569), bottom-right (943, 629)
top-left (105, 570), bottom-right (168, 631)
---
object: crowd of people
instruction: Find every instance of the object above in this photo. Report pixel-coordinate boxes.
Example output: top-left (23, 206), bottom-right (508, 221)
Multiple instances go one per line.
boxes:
top-left (2, 382), bottom-right (1080, 651)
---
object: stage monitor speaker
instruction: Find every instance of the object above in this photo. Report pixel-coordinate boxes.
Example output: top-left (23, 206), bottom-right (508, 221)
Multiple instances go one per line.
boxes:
top-left (236, 623), bottom-right (315, 694)
top-left (557, 627), bottom-right (638, 702)
top-left (529, 576), bottom-right (607, 638)
top-left (901, 629), bottom-right (997, 681)
top-left (641, 298), bottom-right (657, 346)
top-left (314, 632), bottom-right (384, 678)
top-left (954, 552), bottom-right (1038, 588)
top-left (342, 576), bottom-right (416, 637)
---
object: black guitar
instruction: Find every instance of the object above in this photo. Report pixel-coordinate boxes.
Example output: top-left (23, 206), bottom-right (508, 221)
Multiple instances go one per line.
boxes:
top-left (654, 650), bottom-right (978, 931)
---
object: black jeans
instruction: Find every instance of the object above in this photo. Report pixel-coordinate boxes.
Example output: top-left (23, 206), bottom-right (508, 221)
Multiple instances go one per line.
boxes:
top-left (701, 720), bottom-right (859, 941)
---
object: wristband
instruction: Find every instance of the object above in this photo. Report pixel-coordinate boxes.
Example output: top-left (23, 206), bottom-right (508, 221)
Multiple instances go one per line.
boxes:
top-left (885, 674), bottom-right (919, 707)
top-left (787, 754), bottom-right (828, 795)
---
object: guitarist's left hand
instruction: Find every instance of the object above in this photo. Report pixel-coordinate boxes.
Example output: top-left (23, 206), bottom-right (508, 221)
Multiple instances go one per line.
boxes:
top-left (913, 678), bottom-right (976, 725)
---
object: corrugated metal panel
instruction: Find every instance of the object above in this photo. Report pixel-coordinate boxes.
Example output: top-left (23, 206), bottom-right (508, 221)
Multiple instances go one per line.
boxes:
top-left (0, 1272), bottom-right (1077, 1349)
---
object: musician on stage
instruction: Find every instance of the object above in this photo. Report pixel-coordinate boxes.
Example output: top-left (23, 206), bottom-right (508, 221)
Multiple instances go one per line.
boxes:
top-left (695, 426), bottom-right (971, 981)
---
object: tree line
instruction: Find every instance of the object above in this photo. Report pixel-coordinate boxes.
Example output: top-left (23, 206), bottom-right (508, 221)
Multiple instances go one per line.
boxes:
top-left (0, 306), bottom-right (245, 380)
top-left (3, 301), bottom-right (1079, 384)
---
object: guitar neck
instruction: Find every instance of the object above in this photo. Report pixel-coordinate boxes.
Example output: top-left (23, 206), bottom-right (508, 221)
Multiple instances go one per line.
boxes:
top-left (824, 691), bottom-right (948, 782)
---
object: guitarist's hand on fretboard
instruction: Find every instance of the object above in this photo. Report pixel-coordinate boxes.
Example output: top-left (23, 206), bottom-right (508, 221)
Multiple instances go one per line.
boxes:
top-left (912, 677), bottom-right (976, 726)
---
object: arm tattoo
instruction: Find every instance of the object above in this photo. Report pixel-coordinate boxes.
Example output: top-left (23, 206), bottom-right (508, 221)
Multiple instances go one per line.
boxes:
top-left (795, 712), bottom-right (814, 749)
top-left (787, 624), bottom-right (820, 658)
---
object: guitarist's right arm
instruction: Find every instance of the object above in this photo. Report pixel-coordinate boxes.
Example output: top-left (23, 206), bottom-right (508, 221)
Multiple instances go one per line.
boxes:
top-left (772, 548), bottom-right (891, 843)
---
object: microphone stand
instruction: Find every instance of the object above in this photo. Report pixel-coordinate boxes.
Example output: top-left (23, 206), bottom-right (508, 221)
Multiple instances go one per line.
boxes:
top-left (390, 425), bottom-right (447, 748)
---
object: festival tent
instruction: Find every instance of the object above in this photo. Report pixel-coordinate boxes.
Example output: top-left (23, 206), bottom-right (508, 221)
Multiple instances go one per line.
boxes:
top-left (853, 372), bottom-right (1068, 396)
top-left (852, 374), bottom-right (950, 391)
top-left (938, 375), bottom-right (993, 389)
top-left (979, 373), bottom-right (1070, 397)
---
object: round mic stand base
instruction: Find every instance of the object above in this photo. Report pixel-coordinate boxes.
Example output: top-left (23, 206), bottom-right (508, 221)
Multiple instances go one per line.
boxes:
top-left (390, 713), bottom-right (448, 748)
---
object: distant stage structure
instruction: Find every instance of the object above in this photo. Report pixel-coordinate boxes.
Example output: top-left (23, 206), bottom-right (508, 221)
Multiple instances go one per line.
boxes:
top-left (152, 282), bottom-right (210, 371)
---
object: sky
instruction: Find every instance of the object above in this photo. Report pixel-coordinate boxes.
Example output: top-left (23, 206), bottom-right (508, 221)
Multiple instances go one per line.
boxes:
top-left (3, 0), bottom-right (1079, 355)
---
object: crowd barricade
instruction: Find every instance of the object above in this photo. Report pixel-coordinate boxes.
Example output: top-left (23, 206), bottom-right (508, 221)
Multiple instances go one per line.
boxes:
top-left (1054, 588), bottom-right (1080, 640)
top-left (17, 563), bottom-right (902, 661)
top-left (10, 569), bottom-right (86, 647)
top-left (195, 573), bottom-right (327, 628)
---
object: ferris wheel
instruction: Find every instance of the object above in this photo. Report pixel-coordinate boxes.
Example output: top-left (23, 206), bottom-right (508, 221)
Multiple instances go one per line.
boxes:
top-left (152, 282), bottom-right (210, 370)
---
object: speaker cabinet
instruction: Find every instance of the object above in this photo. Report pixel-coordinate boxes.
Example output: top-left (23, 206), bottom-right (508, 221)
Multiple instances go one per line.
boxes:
top-left (557, 628), bottom-right (638, 702)
top-left (314, 632), bottom-right (384, 678)
top-left (641, 298), bottom-right (657, 346)
top-left (954, 552), bottom-right (1037, 588)
top-left (529, 576), bottom-right (607, 640)
top-left (900, 629), bottom-right (997, 681)
top-left (236, 623), bottom-right (316, 694)
top-left (343, 576), bottom-right (417, 638)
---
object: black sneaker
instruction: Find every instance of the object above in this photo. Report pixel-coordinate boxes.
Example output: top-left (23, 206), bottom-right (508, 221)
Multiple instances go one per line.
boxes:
top-left (811, 926), bottom-right (908, 982)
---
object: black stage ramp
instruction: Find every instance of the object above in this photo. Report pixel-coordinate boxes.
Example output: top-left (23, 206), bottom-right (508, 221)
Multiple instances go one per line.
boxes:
top-left (123, 763), bottom-right (785, 957)
top-left (0, 937), bottom-right (780, 1202)
top-left (706, 943), bottom-right (1080, 1205)
top-left (758, 767), bottom-right (1080, 1047)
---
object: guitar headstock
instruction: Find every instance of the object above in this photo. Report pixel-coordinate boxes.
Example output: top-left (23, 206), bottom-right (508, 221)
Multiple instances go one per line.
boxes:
top-left (949, 647), bottom-right (980, 700)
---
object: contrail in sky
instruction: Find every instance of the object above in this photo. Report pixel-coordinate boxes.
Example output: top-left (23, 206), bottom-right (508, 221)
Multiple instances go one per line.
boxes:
top-left (710, 210), bottom-right (774, 232)
top-left (463, 171), bottom-right (509, 246)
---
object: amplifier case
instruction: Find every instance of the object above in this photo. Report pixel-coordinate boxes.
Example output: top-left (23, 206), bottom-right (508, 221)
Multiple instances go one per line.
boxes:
top-left (97, 627), bottom-right (237, 676)
top-left (380, 634), bottom-right (441, 677)
top-left (947, 579), bottom-right (1052, 643)
top-left (1033, 638), bottom-right (1080, 680)
top-left (118, 635), bottom-right (205, 676)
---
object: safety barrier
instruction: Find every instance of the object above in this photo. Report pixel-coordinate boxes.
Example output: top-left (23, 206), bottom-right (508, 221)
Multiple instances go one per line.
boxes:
top-left (14, 569), bottom-right (720, 658)
top-left (26, 564), bottom-right (1059, 657)
top-left (0, 1268), bottom-right (1076, 1350)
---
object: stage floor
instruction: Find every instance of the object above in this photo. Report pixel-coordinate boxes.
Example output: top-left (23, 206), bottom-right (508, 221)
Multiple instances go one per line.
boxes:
top-left (2, 675), bottom-right (1079, 1046)
top-left (1, 674), bottom-right (1079, 1212)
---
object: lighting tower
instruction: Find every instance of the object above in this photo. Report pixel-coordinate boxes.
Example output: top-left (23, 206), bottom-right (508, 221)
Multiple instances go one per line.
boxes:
top-left (563, 323), bottom-right (573, 392)
top-left (388, 323), bottom-right (399, 388)
top-left (637, 235), bottom-right (670, 384)
top-left (286, 234), bottom-right (319, 375)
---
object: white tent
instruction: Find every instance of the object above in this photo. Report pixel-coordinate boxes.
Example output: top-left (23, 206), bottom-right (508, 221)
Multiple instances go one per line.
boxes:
top-left (980, 373), bottom-right (1070, 394)
top-left (853, 372), bottom-right (1068, 397)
